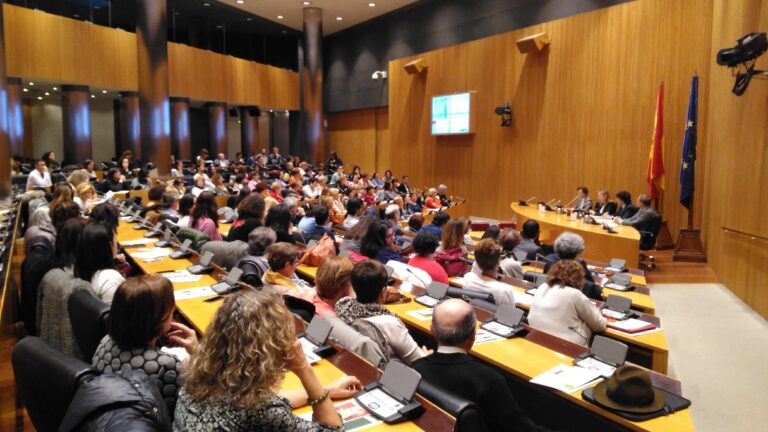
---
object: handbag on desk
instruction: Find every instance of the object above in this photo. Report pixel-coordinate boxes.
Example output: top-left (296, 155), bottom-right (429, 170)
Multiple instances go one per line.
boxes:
top-left (299, 234), bottom-right (336, 267)
top-left (435, 248), bottom-right (469, 277)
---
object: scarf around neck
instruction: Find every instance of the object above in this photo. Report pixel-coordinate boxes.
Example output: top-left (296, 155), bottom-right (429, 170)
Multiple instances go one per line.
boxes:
top-left (335, 296), bottom-right (393, 325)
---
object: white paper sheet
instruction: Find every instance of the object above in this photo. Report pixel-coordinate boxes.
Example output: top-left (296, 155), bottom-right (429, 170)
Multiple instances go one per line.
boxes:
top-left (173, 286), bottom-right (217, 301)
top-left (160, 270), bottom-right (203, 283)
top-left (473, 328), bottom-right (506, 345)
top-left (530, 364), bottom-right (603, 394)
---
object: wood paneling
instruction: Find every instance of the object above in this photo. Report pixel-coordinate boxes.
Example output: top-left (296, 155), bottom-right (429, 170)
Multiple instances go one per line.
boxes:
top-left (2, 4), bottom-right (299, 109)
top-left (328, 107), bottom-right (387, 175)
top-left (328, 0), bottom-right (768, 319)
top-left (702, 0), bottom-right (768, 318)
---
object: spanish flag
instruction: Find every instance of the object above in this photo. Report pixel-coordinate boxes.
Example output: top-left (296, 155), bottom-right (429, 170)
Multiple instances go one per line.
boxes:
top-left (647, 82), bottom-right (666, 200)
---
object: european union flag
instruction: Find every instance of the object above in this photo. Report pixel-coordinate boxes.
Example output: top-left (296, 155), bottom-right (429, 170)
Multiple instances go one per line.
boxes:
top-left (679, 75), bottom-right (698, 210)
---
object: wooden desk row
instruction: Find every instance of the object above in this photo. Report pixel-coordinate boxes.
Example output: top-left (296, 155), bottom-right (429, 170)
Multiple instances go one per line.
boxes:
top-left (115, 220), bottom-right (454, 431)
top-left (293, 264), bottom-right (692, 432)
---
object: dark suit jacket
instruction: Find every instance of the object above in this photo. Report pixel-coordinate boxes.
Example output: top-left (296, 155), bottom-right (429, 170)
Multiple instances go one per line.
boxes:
top-left (412, 352), bottom-right (549, 432)
top-left (543, 255), bottom-right (599, 290)
top-left (616, 204), bottom-right (638, 219)
top-left (397, 183), bottom-right (410, 195)
top-left (593, 201), bottom-right (617, 216)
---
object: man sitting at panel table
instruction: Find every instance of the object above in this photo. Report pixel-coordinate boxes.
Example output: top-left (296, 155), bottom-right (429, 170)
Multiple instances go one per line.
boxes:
top-left (571, 186), bottom-right (593, 213)
top-left (614, 190), bottom-right (639, 220)
top-left (613, 193), bottom-right (659, 233)
top-left (412, 299), bottom-right (554, 432)
top-left (591, 189), bottom-right (618, 217)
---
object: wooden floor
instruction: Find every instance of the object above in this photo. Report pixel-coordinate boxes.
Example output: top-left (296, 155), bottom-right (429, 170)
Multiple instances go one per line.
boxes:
top-left (643, 249), bottom-right (719, 284)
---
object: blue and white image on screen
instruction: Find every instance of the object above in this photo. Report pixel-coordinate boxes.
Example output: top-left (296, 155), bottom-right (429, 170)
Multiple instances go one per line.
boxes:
top-left (432, 93), bottom-right (471, 134)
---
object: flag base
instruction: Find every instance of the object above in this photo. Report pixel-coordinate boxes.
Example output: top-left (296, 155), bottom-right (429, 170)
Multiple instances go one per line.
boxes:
top-left (673, 228), bottom-right (707, 262)
top-left (655, 220), bottom-right (675, 250)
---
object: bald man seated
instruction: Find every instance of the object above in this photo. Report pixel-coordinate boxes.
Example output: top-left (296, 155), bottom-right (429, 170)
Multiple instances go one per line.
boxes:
top-left (411, 299), bottom-right (553, 432)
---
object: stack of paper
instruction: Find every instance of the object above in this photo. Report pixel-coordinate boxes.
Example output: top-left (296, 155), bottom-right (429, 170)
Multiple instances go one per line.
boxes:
top-left (160, 270), bottom-right (203, 283)
top-left (120, 238), bottom-right (156, 246)
top-left (132, 248), bottom-right (172, 260)
top-left (173, 286), bottom-right (217, 301)
top-left (607, 318), bottom-right (657, 334)
top-left (473, 329), bottom-right (505, 345)
top-left (530, 364), bottom-right (603, 394)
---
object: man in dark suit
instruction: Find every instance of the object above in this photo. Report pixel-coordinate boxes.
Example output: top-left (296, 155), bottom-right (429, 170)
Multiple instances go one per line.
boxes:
top-left (412, 299), bottom-right (551, 432)
top-left (615, 190), bottom-right (639, 219)
top-left (614, 194), bottom-right (658, 233)
top-left (397, 175), bottom-right (411, 196)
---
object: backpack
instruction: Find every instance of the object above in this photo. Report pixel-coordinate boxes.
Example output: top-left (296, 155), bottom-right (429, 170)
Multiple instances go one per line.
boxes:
top-left (434, 248), bottom-right (470, 277)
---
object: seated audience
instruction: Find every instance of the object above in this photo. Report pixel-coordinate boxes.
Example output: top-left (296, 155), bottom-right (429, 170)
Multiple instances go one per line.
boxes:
top-left (342, 197), bottom-right (364, 230)
top-left (74, 182), bottom-right (95, 213)
top-left (26, 159), bottom-right (52, 190)
top-left (261, 242), bottom-right (312, 294)
top-left (413, 299), bottom-right (553, 432)
top-left (462, 239), bottom-right (516, 304)
top-left (89, 201), bottom-right (120, 233)
top-left (191, 176), bottom-right (208, 197)
top-left (236, 227), bottom-right (276, 287)
top-left (264, 204), bottom-right (298, 244)
top-left (160, 192), bottom-right (181, 222)
top-left (311, 257), bottom-right (354, 316)
top-left (174, 290), bottom-right (361, 431)
top-left (92, 275), bottom-right (198, 412)
top-left (301, 205), bottom-right (336, 242)
top-left (190, 191), bottom-right (223, 241)
top-left (339, 215), bottom-right (376, 255)
top-left (406, 213), bottom-right (425, 233)
top-left (408, 231), bottom-right (450, 285)
top-left (226, 194), bottom-right (264, 242)
top-left (335, 261), bottom-right (428, 365)
top-left (104, 168), bottom-right (125, 193)
top-left (177, 195), bottom-right (195, 228)
top-left (424, 188), bottom-right (442, 209)
top-left (543, 232), bottom-right (599, 289)
top-left (528, 260), bottom-right (607, 345)
top-left (75, 223), bottom-right (124, 303)
top-left (361, 221), bottom-right (404, 264)
top-left (515, 220), bottom-right (542, 259)
top-left (439, 218), bottom-right (468, 253)
top-left (420, 211), bottom-right (450, 238)
top-left (592, 189), bottom-right (617, 216)
top-left (481, 225), bottom-right (501, 241)
top-left (498, 229), bottom-right (524, 279)
top-left (376, 181), bottom-right (398, 203)
top-left (437, 184), bottom-right (451, 207)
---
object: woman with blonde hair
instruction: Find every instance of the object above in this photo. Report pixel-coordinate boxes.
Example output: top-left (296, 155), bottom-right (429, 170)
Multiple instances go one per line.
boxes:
top-left (74, 182), bottom-right (96, 213)
top-left (440, 218), bottom-right (468, 253)
top-left (424, 187), bottom-right (442, 210)
top-left (528, 260), bottom-right (607, 345)
top-left (310, 257), bottom-right (354, 316)
top-left (174, 290), bottom-right (361, 431)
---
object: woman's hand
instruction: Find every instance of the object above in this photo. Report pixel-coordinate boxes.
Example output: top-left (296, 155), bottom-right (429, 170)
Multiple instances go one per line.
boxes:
top-left (167, 322), bottom-right (199, 354)
top-left (421, 346), bottom-right (434, 356)
top-left (283, 340), bottom-right (311, 374)
top-left (328, 375), bottom-right (363, 399)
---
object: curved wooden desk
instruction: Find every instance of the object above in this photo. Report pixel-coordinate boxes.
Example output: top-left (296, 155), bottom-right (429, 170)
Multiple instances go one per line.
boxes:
top-left (511, 203), bottom-right (641, 268)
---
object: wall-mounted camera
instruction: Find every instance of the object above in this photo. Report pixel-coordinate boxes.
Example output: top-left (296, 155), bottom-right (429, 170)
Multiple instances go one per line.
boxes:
top-left (371, 70), bottom-right (388, 80)
top-left (716, 32), bottom-right (767, 96)
top-left (494, 102), bottom-right (513, 127)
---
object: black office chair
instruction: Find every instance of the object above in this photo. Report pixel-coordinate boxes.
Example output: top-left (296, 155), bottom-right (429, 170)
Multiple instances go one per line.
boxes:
top-left (523, 270), bottom-right (547, 286)
top-left (283, 295), bottom-right (316, 323)
top-left (447, 287), bottom-right (495, 304)
top-left (638, 213), bottom-right (662, 271)
top-left (12, 337), bottom-right (99, 432)
top-left (417, 380), bottom-right (486, 432)
top-left (68, 289), bottom-right (111, 361)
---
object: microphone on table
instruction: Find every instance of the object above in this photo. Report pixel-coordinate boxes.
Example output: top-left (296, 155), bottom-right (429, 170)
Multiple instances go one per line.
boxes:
top-left (545, 198), bottom-right (557, 206)
top-left (564, 195), bottom-right (579, 208)
top-left (519, 196), bottom-right (536, 206)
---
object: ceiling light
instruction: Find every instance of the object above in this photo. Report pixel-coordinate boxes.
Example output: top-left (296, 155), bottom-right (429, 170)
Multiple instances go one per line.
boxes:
top-left (29, 82), bottom-right (34, 86)
top-left (236, 0), bottom-right (244, 3)
top-left (303, 1), bottom-right (310, 4)
top-left (23, 88), bottom-right (28, 92)
top-left (37, 96), bottom-right (42, 100)
top-left (91, 95), bottom-right (96, 98)
top-left (369, 2), bottom-right (376, 6)
top-left (336, 16), bottom-right (343, 21)
top-left (45, 92), bottom-right (50, 96)
top-left (52, 87), bottom-right (58, 91)
top-left (203, 2), bottom-right (210, 6)
top-left (102, 90), bottom-right (107, 94)
top-left (277, 15), bottom-right (284, 19)
top-left (246, 17), bottom-right (252, 21)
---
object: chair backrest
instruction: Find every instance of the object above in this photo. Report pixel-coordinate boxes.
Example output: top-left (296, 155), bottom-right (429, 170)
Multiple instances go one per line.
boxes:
top-left (640, 213), bottom-right (663, 251)
top-left (12, 337), bottom-right (98, 432)
top-left (37, 268), bottom-right (92, 359)
top-left (417, 379), bottom-right (486, 432)
top-left (498, 221), bottom-right (517, 230)
top-left (326, 315), bottom-right (387, 368)
top-left (447, 286), bottom-right (495, 304)
top-left (201, 240), bottom-right (249, 270)
top-left (283, 295), bottom-right (316, 323)
top-left (470, 222), bottom-right (490, 232)
top-left (68, 289), bottom-right (111, 361)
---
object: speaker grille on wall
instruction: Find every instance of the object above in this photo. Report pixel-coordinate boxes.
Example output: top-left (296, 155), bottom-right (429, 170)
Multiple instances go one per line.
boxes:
top-left (516, 32), bottom-right (551, 54)
top-left (404, 58), bottom-right (428, 74)
top-left (228, 108), bottom-right (238, 117)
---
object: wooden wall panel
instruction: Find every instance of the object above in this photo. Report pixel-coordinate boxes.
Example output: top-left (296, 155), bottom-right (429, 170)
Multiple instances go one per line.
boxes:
top-left (328, 109), bottom-right (377, 174)
top-left (702, 0), bottom-right (768, 318)
top-left (328, 0), bottom-right (768, 319)
top-left (3, 4), bottom-right (298, 108)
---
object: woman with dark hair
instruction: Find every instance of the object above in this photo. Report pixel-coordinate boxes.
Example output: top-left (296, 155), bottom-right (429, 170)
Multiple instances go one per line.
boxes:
top-left (55, 218), bottom-right (85, 273)
top-left (370, 172), bottom-right (384, 188)
top-left (361, 221), bottom-right (404, 264)
top-left (120, 157), bottom-right (134, 181)
top-left (104, 168), bottom-right (125, 193)
top-left (131, 169), bottom-right (151, 190)
top-left (191, 191), bottom-right (222, 241)
top-left (339, 215), bottom-right (376, 255)
top-left (408, 231), bottom-right (450, 284)
top-left (376, 181), bottom-right (397, 203)
top-left (177, 195), bottom-right (195, 228)
top-left (41, 151), bottom-right (59, 170)
top-left (75, 223), bottom-right (124, 303)
top-left (90, 202), bottom-right (120, 233)
top-left (92, 275), bottom-right (198, 412)
top-left (264, 204), bottom-right (297, 244)
top-left (226, 194), bottom-right (265, 242)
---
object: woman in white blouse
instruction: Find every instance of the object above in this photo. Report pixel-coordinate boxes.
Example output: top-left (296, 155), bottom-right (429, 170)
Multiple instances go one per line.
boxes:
top-left (462, 239), bottom-right (517, 305)
top-left (528, 260), bottom-right (607, 345)
top-left (74, 223), bottom-right (125, 303)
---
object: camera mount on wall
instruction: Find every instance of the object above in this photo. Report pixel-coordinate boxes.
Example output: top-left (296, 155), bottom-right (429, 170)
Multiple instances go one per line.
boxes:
top-left (494, 102), bottom-right (513, 127)
top-left (716, 32), bottom-right (768, 96)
